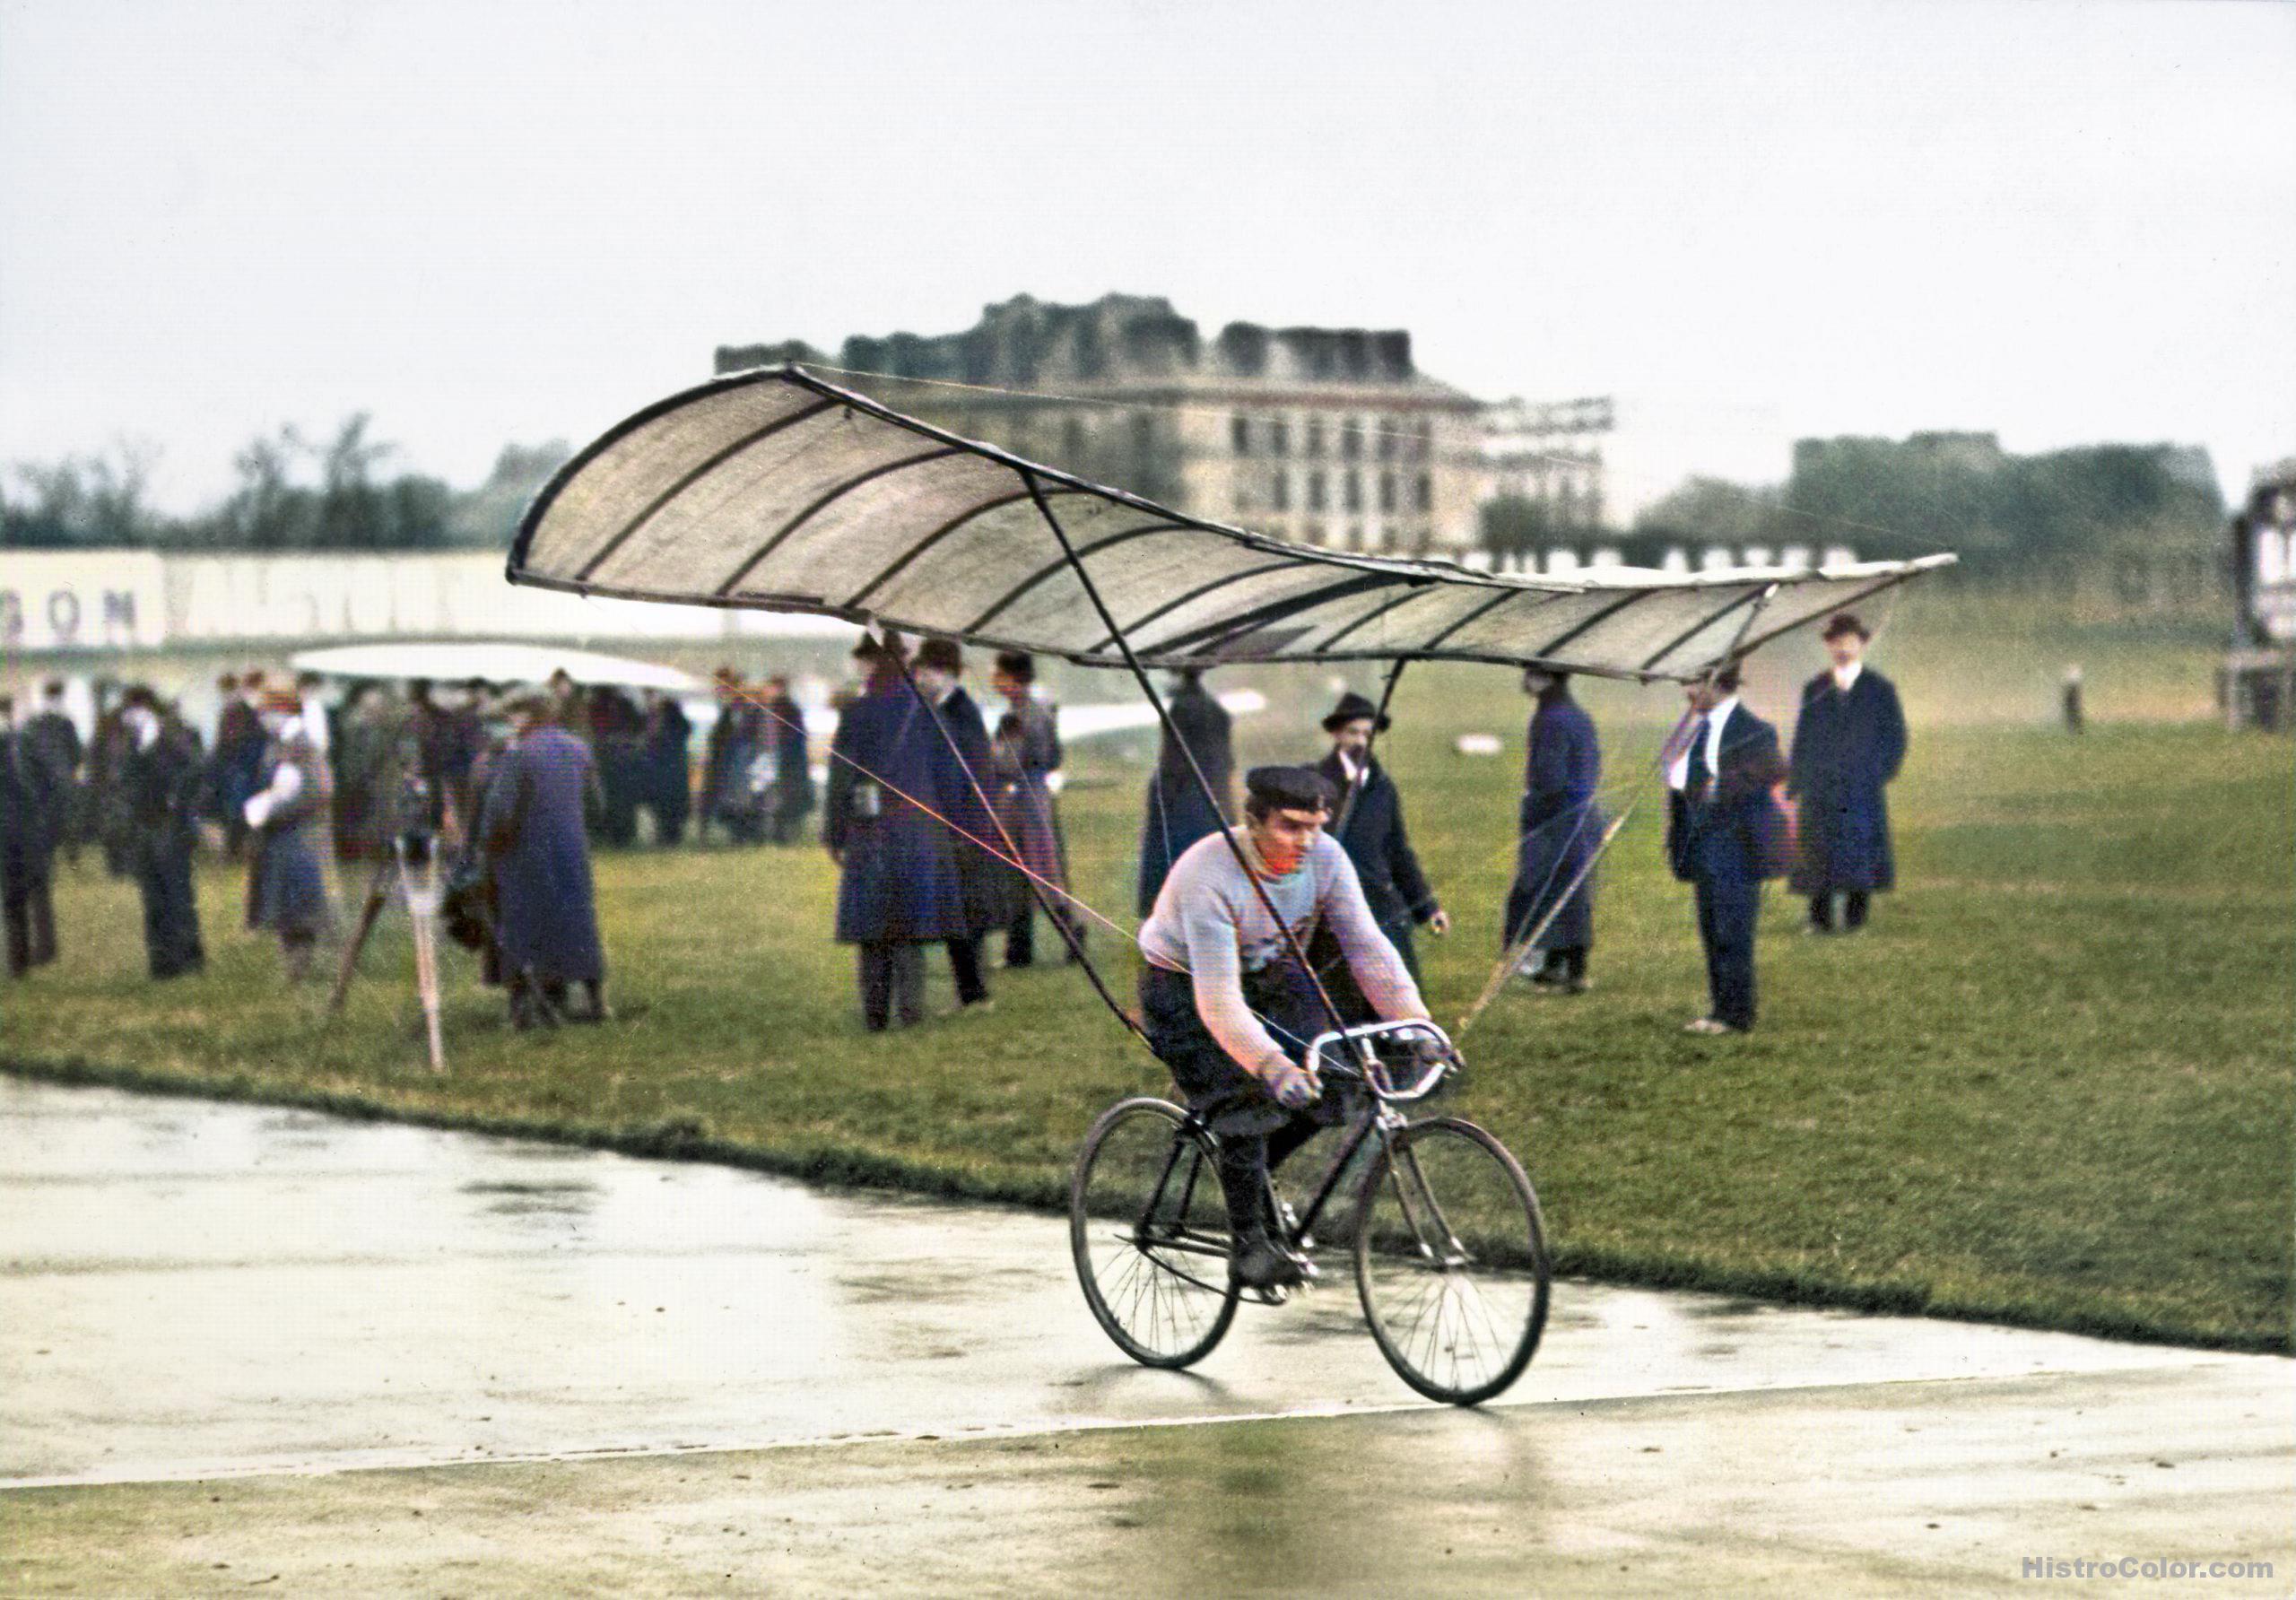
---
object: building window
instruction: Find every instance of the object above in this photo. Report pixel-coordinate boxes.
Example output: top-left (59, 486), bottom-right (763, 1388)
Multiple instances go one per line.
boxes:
top-left (1270, 417), bottom-right (1291, 457)
top-left (1231, 413), bottom-right (1250, 456)
top-left (1272, 469), bottom-right (1291, 512)
top-left (1412, 418), bottom-right (1432, 461)
top-left (1413, 473), bottom-right (1432, 512)
top-left (1346, 525), bottom-right (1363, 551)
top-left (1305, 416), bottom-right (1326, 458)
top-left (1307, 471), bottom-right (1327, 512)
top-left (1340, 417), bottom-right (1361, 460)
top-left (1344, 471), bottom-right (1361, 512)
top-left (1378, 472), bottom-right (1397, 513)
top-left (1377, 422), bottom-right (1396, 463)
top-left (1063, 417), bottom-right (1086, 462)
top-left (1304, 522), bottom-right (1326, 546)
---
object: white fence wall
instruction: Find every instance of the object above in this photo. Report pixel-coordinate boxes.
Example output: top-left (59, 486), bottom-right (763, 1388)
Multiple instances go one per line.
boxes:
top-left (2, 550), bottom-right (848, 651)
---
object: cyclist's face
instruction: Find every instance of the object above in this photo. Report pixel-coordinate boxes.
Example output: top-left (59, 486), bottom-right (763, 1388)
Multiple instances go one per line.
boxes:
top-left (1248, 804), bottom-right (1326, 874)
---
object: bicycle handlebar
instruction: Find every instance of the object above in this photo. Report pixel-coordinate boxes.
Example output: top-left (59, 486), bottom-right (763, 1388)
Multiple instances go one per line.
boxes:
top-left (1308, 1018), bottom-right (1460, 1104)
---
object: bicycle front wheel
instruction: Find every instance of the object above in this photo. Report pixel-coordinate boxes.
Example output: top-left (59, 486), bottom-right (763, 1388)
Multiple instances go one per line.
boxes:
top-left (1353, 1117), bottom-right (1551, 1405)
top-left (1071, 1098), bottom-right (1240, 1369)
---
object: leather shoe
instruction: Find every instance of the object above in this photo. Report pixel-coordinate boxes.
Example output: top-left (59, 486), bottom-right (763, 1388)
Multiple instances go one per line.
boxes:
top-left (1683, 1016), bottom-right (1741, 1036)
top-left (1231, 1234), bottom-right (1308, 1291)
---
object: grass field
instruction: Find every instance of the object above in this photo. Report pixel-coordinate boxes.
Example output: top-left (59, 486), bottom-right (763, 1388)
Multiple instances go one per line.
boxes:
top-left (4, 594), bottom-right (2290, 1350)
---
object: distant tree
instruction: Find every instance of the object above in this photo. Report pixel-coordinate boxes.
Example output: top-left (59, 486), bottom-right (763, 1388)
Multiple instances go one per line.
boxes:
top-left (1479, 494), bottom-right (1552, 561)
top-left (448, 440), bottom-right (572, 549)
top-left (314, 413), bottom-right (395, 549)
top-left (1, 441), bottom-right (161, 548)
top-left (1633, 475), bottom-right (1783, 544)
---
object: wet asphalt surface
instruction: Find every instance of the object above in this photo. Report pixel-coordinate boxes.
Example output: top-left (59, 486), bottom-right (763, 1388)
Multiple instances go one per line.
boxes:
top-left (4, 1075), bottom-right (2290, 1594)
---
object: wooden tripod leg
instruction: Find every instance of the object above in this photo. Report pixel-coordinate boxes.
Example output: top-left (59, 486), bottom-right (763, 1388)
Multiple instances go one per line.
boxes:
top-left (404, 857), bottom-right (448, 1075)
top-left (326, 857), bottom-right (396, 1018)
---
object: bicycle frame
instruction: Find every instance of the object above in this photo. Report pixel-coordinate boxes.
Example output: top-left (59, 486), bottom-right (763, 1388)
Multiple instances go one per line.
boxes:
top-left (1169, 1016), bottom-right (1467, 1255)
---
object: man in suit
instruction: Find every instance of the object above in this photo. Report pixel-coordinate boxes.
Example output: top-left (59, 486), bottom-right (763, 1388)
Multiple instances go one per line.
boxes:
top-left (1314, 691), bottom-right (1447, 984)
top-left (1788, 612), bottom-right (1909, 935)
top-left (1665, 663), bottom-right (1787, 1035)
top-left (1, 693), bottom-right (63, 978)
top-left (117, 686), bottom-right (207, 980)
top-left (1137, 667), bottom-right (1235, 915)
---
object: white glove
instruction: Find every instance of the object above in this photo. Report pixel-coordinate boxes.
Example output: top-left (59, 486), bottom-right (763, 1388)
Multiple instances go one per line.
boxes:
top-left (1262, 1056), bottom-right (1322, 1110)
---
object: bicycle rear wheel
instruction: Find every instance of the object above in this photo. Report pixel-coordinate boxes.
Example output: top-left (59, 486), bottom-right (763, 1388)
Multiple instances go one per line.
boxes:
top-left (1353, 1117), bottom-right (1550, 1405)
top-left (1071, 1097), bottom-right (1240, 1369)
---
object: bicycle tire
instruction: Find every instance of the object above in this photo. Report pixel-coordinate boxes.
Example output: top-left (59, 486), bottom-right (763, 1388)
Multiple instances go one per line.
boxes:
top-left (1352, 1117), bottom-right (1551, 1405)
top-left (1071, 1097), bottom-right (1241, 1369)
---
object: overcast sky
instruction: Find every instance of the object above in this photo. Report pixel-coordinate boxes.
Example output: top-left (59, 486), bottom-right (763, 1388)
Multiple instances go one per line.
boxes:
top-left (3, 0), bottom-right (2290, 520)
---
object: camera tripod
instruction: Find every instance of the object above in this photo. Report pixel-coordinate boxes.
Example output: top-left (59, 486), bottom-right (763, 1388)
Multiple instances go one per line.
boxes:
top-left (326, 827), bottom-right (448, 1074)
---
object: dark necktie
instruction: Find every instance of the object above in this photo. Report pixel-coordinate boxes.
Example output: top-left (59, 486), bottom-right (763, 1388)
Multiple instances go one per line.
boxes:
top-left (1685, 717), bottom-right (1712, 803)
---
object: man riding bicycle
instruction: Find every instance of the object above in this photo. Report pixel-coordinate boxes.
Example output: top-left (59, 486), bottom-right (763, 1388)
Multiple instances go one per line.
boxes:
top-left (1137, 764), bottom-right (1436, 1291)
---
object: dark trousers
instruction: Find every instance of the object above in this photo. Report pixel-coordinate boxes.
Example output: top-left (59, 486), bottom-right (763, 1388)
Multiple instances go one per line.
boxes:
top-left (1139, 961), bottom-right (1341, 1241)
top-left (1694, 874), bottom-right (1760, 1030)
top-left (1004, 896), bottom-right (1085, 968)
top-left (1535, 945), bottom-right (1588, 981)
top-left (137, 848), bottom-right (204, 979)
top-left (858, 942), bottom-right (926, 1030)
top-left (944, 934), bottom-right (989, 1006)
top-left (1808, 891), bottom-right (1870, 931)
top-left (4, 871), bottom-right (57, 976)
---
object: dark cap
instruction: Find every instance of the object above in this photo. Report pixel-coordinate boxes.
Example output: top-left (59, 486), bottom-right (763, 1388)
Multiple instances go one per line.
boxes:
top-left (1244, 764), bottom-right (1335, 814)
top-left (1822, 612), bottom-right (1869, 641)
top-left (914, 637), bottom-right (964, 674)
top-left (1320, 690), bottom-right (1389, 734)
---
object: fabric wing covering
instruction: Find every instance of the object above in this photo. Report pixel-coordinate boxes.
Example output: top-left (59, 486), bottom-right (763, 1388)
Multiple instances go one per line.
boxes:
top-left (509, 367), bottom-right (1955, 682)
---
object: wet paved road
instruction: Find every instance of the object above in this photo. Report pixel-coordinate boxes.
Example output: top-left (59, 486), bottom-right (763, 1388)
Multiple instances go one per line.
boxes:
top-left (4, 1075), bottom-right (2290, 1594)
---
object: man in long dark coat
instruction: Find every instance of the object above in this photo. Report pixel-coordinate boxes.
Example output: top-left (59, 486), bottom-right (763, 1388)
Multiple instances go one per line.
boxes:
top-left (910, 639), bottom-right (998, 1012)
top-left (482, 700), bottom-right (608, 1026)
top-left (1, 694), bottom-right (62, 978)
top-left (117, 687), bottom-right (207, 980)
top-left (824, 634), bottom-right (967, 1030)
top-left (1506, 667), bottom-right (1604, 993)
top-left (1665, 664), bottom-right (1787, 1035)
top-left (211, 674), bottom-right (266, 863)
top-left (24, 680), bottom-right (84, 866)
top-left (1138, 667), bottom-right (1235, 915)
top-left (1314, 691), bottom-right (1447, 989)
top-left (760, 677), bottom-right (815, 844)
top-left (639, 691), bottom-right (693, 847)
top-left (1788, 613), bottom-right (1909, 935)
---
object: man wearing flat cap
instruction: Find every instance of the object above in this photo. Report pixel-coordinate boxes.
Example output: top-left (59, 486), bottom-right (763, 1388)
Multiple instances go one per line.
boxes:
top-left (1787, 613), bottom-right (1908, 935)
top-left (1315, 691), bottom-right (1447, 983)
top-left (1137, 763), bottom-right (1434, 1291)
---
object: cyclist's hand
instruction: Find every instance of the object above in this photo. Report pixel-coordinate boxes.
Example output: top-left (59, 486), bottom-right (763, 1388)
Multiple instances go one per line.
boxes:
top-left (1409, 1032), bottom-right (1456, 1084)
top-left (1264, 1057), bottom-right (1322, 1109)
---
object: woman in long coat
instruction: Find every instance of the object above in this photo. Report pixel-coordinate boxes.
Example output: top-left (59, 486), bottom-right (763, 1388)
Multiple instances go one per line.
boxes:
top-left (1505, 668), bottom-right (1603, 992)
top-left (244, 696), bottom-right (336, 982)
top-left (1135, 667), bottom-right (1234, 916)
top-left (482, 702), bottom-right (608, 1025)
top-left (824, 637), bottom-right (967, 1030)
top-left (988, 652), bottom-right (1083, 967)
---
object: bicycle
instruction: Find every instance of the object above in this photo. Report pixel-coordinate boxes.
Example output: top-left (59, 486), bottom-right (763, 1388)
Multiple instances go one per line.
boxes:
top-left (1068, 1017), bottom-right (1552, 1406)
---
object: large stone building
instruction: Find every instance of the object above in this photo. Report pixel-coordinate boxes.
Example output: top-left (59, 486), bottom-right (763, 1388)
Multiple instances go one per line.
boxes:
top-left (716, 294), bottom-right (1487, 556)
top-left (1480, 395), bottom-right (1613, 535)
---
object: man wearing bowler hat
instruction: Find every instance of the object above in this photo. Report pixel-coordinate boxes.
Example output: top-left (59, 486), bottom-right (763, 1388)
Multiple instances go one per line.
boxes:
top-left (1787, 613), bottom-right (1908, 935)
top-left (1314, 691), bottom-right (1448, 981)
